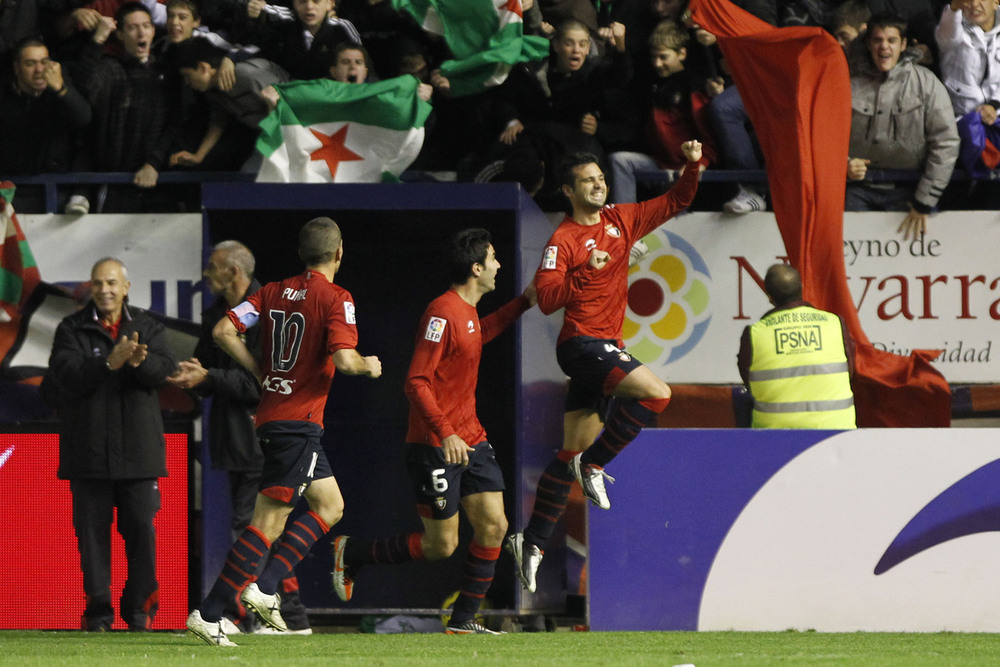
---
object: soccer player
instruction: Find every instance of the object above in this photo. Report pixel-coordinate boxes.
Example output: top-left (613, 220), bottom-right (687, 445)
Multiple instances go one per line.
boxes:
top-left (186, 217), bottom-right (381, 646)
top-left (507, 141), bottom-right (702, 593)
top-left (330, 228), bottom-right (535, 635)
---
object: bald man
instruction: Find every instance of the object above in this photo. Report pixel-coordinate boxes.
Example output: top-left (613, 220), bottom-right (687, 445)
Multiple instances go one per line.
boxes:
top-left (737, 263), bottom-right (856, 429)
top-left (47, 257), bottom-right (176, 631)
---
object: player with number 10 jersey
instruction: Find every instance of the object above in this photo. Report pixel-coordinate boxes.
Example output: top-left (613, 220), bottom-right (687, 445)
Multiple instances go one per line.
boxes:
top-left (229, 271), bottom-right (359, 427)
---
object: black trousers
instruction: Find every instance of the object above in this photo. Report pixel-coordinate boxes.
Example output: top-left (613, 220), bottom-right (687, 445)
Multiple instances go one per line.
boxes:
top-left (227, 469), bottom-right (262, 541)
top-left (70, 478), bottom-right (160, 630)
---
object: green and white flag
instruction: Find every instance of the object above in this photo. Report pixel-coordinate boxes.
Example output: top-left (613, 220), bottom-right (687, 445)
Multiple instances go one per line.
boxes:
top-left (256, 76), bottom-right (433, 183)
top-left (391, 0), bottom-right (549, 97)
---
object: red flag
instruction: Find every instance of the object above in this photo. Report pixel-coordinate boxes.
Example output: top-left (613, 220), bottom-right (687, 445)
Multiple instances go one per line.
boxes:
top-left (690, 0), bottom-right (951, 426)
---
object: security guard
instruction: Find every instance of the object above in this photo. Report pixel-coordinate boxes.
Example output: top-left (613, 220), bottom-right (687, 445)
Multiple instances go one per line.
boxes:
top-left (737, 263), bottom-right (856, 429)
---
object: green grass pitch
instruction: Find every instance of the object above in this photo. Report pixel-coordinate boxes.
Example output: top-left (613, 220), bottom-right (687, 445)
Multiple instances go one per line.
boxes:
top-left (3, 630), bottom-right (1000, 666)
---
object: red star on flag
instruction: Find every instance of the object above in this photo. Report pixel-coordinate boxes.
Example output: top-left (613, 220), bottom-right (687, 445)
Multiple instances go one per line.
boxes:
top-left (503, 0), bottom-right (523, 19)
top-left (309, 126), bottom-right (363, 180)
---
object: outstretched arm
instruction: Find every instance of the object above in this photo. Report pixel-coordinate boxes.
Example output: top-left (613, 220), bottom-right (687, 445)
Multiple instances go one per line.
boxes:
top-left (480, 284), bottom-right (535, 343)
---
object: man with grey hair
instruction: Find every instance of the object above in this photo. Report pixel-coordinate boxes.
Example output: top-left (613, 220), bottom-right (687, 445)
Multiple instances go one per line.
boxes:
top-left (169, 240), bottom-right (311, 634)
top-left (169, 240), bottom-right (262, 537)
top-left (46, 257), bottom-right (175, 631)
top-left (737, 263), bottom-right (856, 429)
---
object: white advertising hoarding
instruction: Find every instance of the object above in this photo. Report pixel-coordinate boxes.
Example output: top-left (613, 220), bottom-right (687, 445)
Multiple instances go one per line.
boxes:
top-left (18, 209), bottom-right (1000, 384)
top-left (624, 210), bottom-right (1000, 384)
top-left (21, 213), bottom-right (203, 321)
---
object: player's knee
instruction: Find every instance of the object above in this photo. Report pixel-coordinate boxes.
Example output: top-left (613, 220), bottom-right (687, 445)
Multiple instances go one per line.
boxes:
top-left (476, 515), bottom-right (508, 545)
top-left (312, 500), bottom-right (344, 529)
top-left (251, 512), bottom-right (290, 543)
top-left (258, 523), bottom-right (284, 544)
top-left (423, 532), bottom-right (459, 560)
top-left (646, 380), bottom-right (671, 401)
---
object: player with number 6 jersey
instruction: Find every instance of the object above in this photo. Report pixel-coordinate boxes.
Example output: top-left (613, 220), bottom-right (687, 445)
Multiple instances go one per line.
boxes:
top-left (330, 229), bottom-right (536, 635)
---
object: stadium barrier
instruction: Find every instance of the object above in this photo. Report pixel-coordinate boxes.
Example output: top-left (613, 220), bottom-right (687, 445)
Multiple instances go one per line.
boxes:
top-left (10, 167), bottom-right (1000, 213)
top-left (588, 428), bottom-right (1000, 632)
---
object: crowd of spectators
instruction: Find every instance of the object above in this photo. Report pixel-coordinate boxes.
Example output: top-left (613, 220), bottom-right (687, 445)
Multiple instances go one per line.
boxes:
top-left (0, 0), bottom-right (996, 221)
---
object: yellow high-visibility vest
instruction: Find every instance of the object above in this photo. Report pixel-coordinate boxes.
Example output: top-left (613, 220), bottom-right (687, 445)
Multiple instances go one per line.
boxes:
top-left (748, 305), bottom-right (856, 429)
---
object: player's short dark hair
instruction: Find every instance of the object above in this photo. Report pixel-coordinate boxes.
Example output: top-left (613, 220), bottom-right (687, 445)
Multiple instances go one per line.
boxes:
top-left (299, 217), bottom-right (342, 266)
top-left (764, 263), bottom-right (802, 307)
top-left (448, 228), bottom-right (492, 285)
top-left (172, 36), bottom-right (226, 69)
top-left (115, 1), bottom-right (152, 26)
top-left (167, 0), bottom-right (201, 20)
top-left (558, 152), bottom-right (602, 189)
top-left (866, 12), bottom-right (907, 41)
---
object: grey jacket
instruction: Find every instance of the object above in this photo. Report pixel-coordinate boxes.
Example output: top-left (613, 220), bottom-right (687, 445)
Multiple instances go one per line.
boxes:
top-left (849, 50), bottom-right (959, 209)
top-left (206, 58), bottom-right (290, 129)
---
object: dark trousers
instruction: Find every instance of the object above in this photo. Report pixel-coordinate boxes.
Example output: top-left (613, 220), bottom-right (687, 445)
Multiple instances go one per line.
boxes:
top-left (228, 469), bottom-right (262, 541)
top-left (70, 478), bottom-right (160, 630)
top-left (844, 183), bottom-right (910, 212)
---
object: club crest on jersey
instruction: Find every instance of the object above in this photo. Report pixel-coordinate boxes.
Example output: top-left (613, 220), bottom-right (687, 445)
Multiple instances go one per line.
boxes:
top-left (605, 224), bottom-right (621, 238)
top-left (542, 245), bottom-right (558, 270)
top-left (619, 351), bottom-right (632, 362)
top-left (344, 301), bottom-right (356, 324)
top-left (435, 497), bottom-right (447, 510)
top-left (425, 316), bottom-right (446, 342)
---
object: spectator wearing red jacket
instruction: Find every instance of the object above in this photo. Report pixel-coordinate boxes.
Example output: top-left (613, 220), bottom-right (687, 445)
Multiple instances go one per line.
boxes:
top-left (610, 20), bottom-right (718, 203)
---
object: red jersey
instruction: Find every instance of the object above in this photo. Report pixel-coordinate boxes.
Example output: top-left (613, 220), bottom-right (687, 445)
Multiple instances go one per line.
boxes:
top-left (228, 271), bottom-right (359, 427)
top-left (535, 165), bottom-right (699, 346)
top-left (404, 289), bottom-right (530, 447)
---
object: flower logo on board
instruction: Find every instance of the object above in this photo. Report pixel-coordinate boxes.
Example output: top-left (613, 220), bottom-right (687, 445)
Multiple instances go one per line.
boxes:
top-left (624, 229), bottom-right (712, 365)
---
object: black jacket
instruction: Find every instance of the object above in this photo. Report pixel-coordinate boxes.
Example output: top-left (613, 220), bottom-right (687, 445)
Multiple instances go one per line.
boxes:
top-left (75, 41), bottom-right (178, 171)
top-left (48, 303), bottom-right (176, 480)
top-left (194, 281), bottom-right (263, 472)
top-left (233, 13), bottom-right (360, 81)
top-left (0, 76), bottom-right (90, 174)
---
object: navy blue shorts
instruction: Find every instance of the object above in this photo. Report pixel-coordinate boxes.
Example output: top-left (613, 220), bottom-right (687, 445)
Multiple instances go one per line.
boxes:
top-left (257, 421), bottom-right (332, 504)
top-left (405, 441), bottom-right (505, 520)
top-left (557, 336), bottom-right (643, 412)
